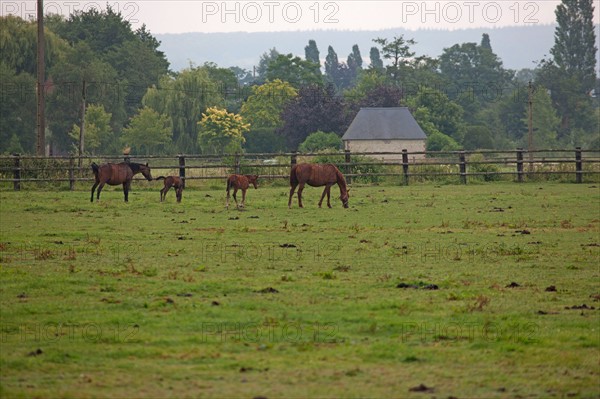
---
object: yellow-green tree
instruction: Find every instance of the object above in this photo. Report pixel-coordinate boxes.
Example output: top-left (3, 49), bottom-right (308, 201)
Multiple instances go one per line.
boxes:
top-left (68, 104), bottom-right (113, 154)
top-left (240, 79), bottom-right (297, 129)
top-left (121, 107), bottom-right (172, 155)
top-left (198, 107), bottom-right (250, 154)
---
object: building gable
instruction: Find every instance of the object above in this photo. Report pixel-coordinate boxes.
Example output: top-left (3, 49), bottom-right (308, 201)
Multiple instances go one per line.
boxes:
top-left (342, 107), bottom-right (427, 141)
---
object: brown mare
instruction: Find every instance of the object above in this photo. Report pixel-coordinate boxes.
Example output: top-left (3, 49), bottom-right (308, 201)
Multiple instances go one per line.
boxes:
top-left (90, 161), bottom-right (152, 202)
top-left (156, 176), bottom-right (185, 203)
top-left (288, 163), bottom-right (349, 208)
top-left (226, 174), bottom-right (259, 209)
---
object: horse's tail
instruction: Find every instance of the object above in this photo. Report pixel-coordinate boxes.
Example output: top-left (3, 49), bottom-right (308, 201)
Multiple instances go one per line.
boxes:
top-left (91, 162), bottom-right (99, 177)
top-left (155, 176), bottom-right (166, 181)
top-left (289, 164), bottom-right (298, 186)
top-left (226, 176), bottom-right (232, 192)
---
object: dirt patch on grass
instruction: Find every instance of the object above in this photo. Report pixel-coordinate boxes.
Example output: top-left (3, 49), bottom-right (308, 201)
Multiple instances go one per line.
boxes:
top-left (256, 287), bottom-right (279, 294)
top-left (396, 282), bottom-right (439, 290)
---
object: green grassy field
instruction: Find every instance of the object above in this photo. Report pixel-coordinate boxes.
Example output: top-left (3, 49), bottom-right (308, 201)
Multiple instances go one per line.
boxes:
top-left (1, 182), bottom-right (599, 398)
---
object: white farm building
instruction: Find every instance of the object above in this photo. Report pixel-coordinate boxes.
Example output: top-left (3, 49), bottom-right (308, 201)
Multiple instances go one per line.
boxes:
top-left (342, 107), bottom-right (427, 160)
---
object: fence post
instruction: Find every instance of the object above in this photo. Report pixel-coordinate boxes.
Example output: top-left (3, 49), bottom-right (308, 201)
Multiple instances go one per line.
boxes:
top-left (575, 147), bottom-right (582, 184)
top-left (178, 155), bottom-right (186, 186)
top-left (69, 156), bottom-right (75, 191)
top-left (344, 149), bottom-right (352, 184)
top-left (459, 150), bottom-right (467, 184)
top-left (234, 152), bottom-right (241, 174)
top-left (12, 153), bottom-right (21, 191)
top-left (291, 151), bottom-right (297, 166)
top-left (402, 149), bottom-right (409, 186)
top-left (516, 148), bottom-right (524, 183)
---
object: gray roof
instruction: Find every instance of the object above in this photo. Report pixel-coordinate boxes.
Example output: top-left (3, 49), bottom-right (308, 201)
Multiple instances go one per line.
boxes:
top-left (342, 107), bottom-right (427, 141)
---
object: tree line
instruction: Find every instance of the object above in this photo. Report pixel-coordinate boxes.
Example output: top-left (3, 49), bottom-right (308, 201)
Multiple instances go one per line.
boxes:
top-left (1, 0), bottom-right (598, 156)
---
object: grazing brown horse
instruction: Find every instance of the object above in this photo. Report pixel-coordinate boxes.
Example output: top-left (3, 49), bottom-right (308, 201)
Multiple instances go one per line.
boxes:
top-left (90, 161), bottom-right (152, 202)
top-left (288, 163), bottom-right (349, 209)
top-left (156, 176), bottom-right (185, 203)
top-left (226, 174), bottom-right (259, 209)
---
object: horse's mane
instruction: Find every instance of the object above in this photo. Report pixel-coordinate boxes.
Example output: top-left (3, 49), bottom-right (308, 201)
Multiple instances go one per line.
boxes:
top-left (333, 165), bottom-right (348, 192)
top-left (127, 162), bottom-right (143, 173)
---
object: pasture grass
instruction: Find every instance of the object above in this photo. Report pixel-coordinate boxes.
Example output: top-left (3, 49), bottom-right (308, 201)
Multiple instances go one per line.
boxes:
top-left (1, 182), bottom-right (599, 398)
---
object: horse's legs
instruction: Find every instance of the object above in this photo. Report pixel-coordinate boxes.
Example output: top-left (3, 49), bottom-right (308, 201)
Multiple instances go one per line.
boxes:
top-left (318, 187), bottom-right (327, 208)
top-left (90, 180), bottom-right (99, 202)
top-left (160, 187), bottom-right (166, 202)
top-left (176, 186), bottom-right (182, 203)
top-left (162, 185), bottom-right (171, 202)
top-left (297, 183), bottom-right (305, 208)
top-left (326, 184), bottom-right (332, 208)
top-left (233, 188), bottom-right (239, 208)
top-left (123, 182), bottom-right (129, 202)
top-left (241, 188), bottom-right (246, 208)
top-left (288, 183), bottom-right (298, 208)
top-left (226, 186), bottom-right (230, 209)
top-left (96, 182), bottom-right (106, 201)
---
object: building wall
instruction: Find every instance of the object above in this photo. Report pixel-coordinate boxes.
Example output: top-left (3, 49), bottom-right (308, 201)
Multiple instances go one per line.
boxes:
top-left (343, 139), bottom-right (426, 160)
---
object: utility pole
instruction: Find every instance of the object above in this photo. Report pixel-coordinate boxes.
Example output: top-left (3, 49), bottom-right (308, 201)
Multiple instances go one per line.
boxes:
top-left (36, 0), bottom-right (45, 156)
top-left (78, 79), bottom-right (86, 167)
top-left (527, 81), bottom-right (535, 172)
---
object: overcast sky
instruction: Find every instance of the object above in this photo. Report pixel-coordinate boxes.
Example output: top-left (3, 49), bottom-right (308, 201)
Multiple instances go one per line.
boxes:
top-left (5, 1), bottom-right (599, 34)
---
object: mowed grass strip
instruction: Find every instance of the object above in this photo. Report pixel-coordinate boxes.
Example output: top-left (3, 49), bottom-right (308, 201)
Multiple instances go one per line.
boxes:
top-left (1, 183), bottom-right (599, 398)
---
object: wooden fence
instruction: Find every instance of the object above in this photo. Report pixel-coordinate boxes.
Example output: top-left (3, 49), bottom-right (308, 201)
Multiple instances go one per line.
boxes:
top-left (1, 148), bottom-right (599, 191)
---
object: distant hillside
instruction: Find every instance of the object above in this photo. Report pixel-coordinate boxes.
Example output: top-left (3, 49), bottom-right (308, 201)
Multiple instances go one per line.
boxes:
top-left (157, 25), bottom-right (561, 73)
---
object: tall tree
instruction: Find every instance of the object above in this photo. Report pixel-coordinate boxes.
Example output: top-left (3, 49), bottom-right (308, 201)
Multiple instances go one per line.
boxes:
top-left (480, 33), bottom-right (492, 51)
top-left (324, 46), bottom-right (340, 83)
top-left (303, 40), bottom-right (323, 79)
top-left (537, 0), bottom-right (597, 140)
top-left (324, 46), bottom-right (353, 90)
top-left (304, 39), bottom-right (321, 74)
top-left (551, 0), bottom-right (597, 91)
top-left (347, 44), bottom-right (363, 73)
top-left (373, 35), bottom-right (416, 84)
top-left (369, 47), bottom-right (384, 72)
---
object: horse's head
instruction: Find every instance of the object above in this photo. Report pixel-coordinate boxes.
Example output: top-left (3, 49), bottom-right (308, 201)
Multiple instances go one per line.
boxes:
top-left (140, 163), bottom-right (153, 181)
top-left (247, 175), bottom-right (259, 189)
top-left (340, 188), bottom-right (350, 208)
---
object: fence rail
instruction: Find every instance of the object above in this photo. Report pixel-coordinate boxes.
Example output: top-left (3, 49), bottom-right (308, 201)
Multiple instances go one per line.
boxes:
top-left (1, 148), bottom-right (599, 190)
